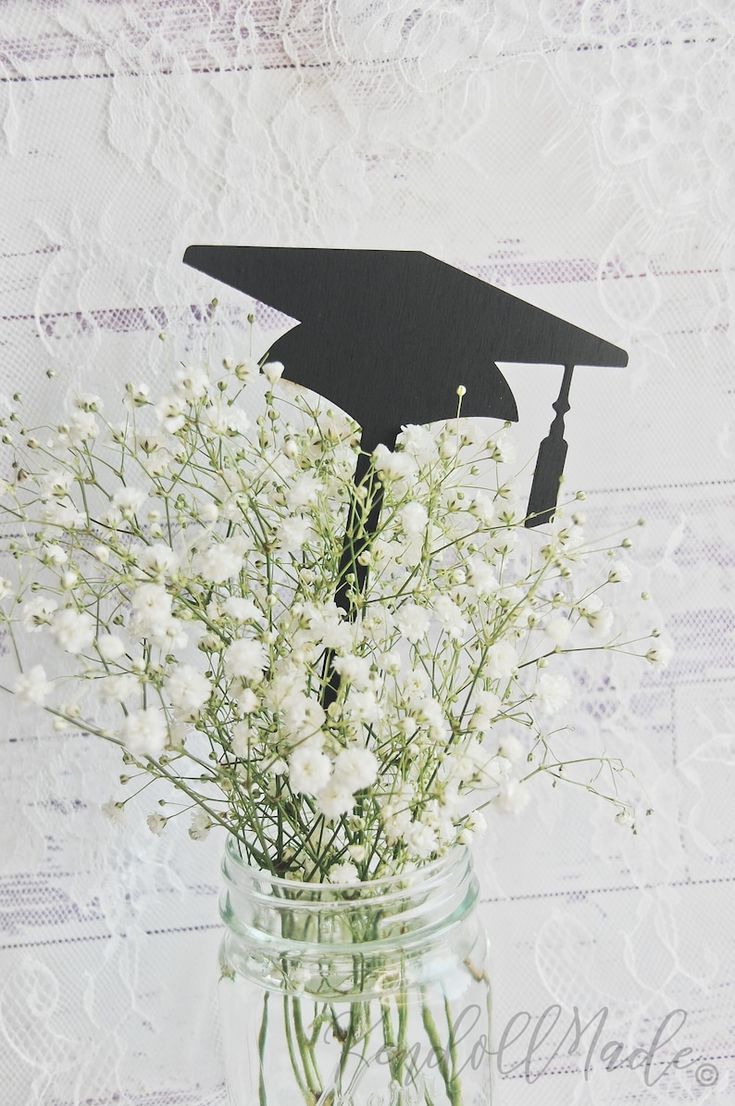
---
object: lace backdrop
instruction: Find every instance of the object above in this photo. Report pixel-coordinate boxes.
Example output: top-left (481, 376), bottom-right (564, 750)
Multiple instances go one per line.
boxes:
top-left (1, 4), bottom-right (734, 1103)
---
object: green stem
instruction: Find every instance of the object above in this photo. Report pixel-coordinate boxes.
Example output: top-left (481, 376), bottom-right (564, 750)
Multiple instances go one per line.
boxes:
top-left (381, 1001), bottom-right (402, 1087)
top-left (292, 996), bottom-right (323, 1100)
top-left (397, 987), bottom-right (408, 1093)
top-left (444, 995), bottom-right (459, 1095)
top-left (421, 996), bottom-right (462, 1106)
top-left (258, 992), bottom-right (269, 1106)
top-left (283, 995), bottom-right (312, 1105)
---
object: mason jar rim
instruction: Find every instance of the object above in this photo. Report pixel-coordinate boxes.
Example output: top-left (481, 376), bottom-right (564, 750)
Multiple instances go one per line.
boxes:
top-left (223, 832), bottom-right (468, 893)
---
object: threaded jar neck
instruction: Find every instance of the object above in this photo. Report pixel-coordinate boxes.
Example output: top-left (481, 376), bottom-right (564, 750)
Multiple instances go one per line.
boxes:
top-left (220, 836), bottom-right (478, 953)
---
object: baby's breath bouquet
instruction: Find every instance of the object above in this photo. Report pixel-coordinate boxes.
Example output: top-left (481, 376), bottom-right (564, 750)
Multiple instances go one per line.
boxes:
top-left (0, 341), bottom-right (665, 1105)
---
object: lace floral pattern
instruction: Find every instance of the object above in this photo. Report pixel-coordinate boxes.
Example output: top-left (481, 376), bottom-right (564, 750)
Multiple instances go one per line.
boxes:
top-left (1, 3), bottom-right (733, 1103)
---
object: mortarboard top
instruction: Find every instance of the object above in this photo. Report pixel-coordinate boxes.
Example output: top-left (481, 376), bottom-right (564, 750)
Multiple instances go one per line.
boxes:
top-left (183, 246), bottom-right (626, 446)
top-left (183, 245), bottom-right (627, 525)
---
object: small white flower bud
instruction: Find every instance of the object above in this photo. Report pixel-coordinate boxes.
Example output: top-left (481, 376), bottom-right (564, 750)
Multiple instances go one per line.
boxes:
top-left (263, 361), bottom-right (284, 385)
top-left (234, 359), bottom-right (255, 382)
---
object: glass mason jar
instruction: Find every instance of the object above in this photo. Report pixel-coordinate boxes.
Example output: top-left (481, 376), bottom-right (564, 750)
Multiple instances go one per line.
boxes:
top-left (219, 835), bottom-right (493, 1106)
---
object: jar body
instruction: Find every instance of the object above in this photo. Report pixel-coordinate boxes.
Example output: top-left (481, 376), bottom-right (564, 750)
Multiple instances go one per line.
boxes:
top-left (219, 839), bottom-right (493, 1106)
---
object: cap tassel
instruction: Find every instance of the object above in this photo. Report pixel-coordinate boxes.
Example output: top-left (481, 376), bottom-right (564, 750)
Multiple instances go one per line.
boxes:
top-left (526, 364), bottom-right (574, 528)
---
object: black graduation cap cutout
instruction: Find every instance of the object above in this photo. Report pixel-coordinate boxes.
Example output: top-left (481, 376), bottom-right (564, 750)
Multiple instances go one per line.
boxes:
top-left (184, 246), bottom-right (627, 702)
top-left (183, 245), bottom-right (628, 530)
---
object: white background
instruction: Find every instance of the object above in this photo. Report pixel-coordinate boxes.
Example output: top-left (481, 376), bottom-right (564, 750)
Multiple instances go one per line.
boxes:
top-left (0, 3), bottom-right (733, 1104)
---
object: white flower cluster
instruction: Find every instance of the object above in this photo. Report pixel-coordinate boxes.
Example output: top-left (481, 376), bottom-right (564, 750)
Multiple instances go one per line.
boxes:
top-left (0, 355), bottom-right (662, 879)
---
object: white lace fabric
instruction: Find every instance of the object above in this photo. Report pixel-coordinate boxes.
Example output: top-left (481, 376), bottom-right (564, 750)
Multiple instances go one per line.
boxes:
top-left (1, 4), bottom-right (733, 1103)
